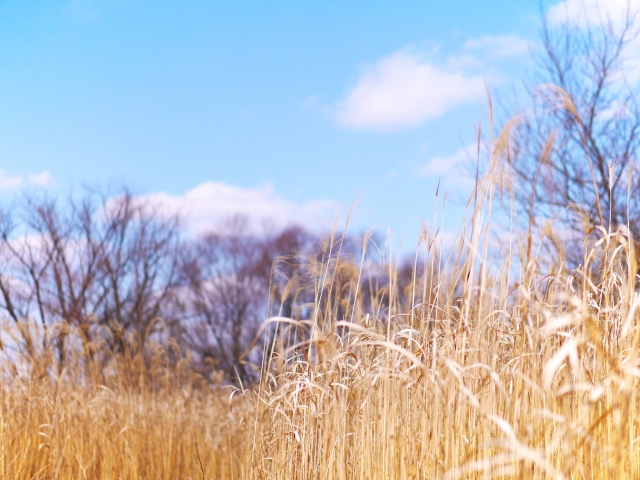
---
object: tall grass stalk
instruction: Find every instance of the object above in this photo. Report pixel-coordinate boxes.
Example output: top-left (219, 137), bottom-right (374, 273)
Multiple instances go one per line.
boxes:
top-left (240, 117), bottom-right (640, 479)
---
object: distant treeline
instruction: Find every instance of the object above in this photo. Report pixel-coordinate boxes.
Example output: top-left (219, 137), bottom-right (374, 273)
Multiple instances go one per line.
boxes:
top-left (0, 189), bottom-right (417, 385)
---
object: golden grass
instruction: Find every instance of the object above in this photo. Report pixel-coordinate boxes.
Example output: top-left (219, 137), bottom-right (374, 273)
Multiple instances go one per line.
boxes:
top-left (0, 380), bottom-right (239, 478)
top-left (237, 117), bottom-right (640, 479)
top-left (0, 330), bottom-right (243, 479)
top-left (244, 231), bottom-right (640, 479)
top-left (3, 106), bottom-right (640, 479)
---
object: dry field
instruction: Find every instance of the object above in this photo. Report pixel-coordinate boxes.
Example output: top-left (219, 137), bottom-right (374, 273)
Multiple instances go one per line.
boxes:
top-left (3, 124), bottom-right (640, 479)
top-left (0, 329), bottom-right (242, 479)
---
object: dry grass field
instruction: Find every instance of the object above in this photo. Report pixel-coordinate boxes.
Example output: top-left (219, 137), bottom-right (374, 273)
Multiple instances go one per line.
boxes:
top-left (0, 329), bottom-right (243, 479)
top-left (235, 120), bottom-right (640, 479)
top-left (3, 122), bottom-right (640, 479)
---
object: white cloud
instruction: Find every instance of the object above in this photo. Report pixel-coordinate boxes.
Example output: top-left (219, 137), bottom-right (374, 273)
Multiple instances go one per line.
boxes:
top-left (0, 171), bottom-right (24, 190)
top-left (332, 34), bottom-right (531, 133)
top-left (28, 171), bottom-right (53, 187)
top-left (463, 34), bottom-right (531, 58)
top-left (547, 0), bottom-right (638, 27)
top-left (333, 51), bottom-right (486, 132)
top-left (0, 170), bottom-right (52, 190)
top-left (418, 144), bottom-right (479, 192)
top-left (137, 181), bottom-right (337, 236)
top-left (420, 144), bottom-right (476, 176)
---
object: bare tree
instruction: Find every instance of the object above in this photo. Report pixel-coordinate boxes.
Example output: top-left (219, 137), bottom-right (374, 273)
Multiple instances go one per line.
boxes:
top-left (0, 189), bottom-right (323, 384)
top-left (510, 1), bottom-right (640, 251)
top-left (181, 216), bottom-right (319, 384)
top-left (0, 189), bottom-right (183, 364)
top-left (97, 191), bottom-right (183, 342)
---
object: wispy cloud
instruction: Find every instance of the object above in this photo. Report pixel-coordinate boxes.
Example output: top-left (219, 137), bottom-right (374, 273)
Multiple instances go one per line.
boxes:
top-left (137, 181), bottom-right (337, 236)
top-left (65, 0), bottom-right (101, 21)
top-left (0, 172), bottom-right (25, 190)
top-left (0, 170), bottom-right (53, 190)
top-left (28, 171), bottom-right (53, 188)
top-left (420, 144), bottom-right (475, 176)
top-left (463, 34), bottom-right (531, 59)
top-left (418, 144), bottom-right (479, 191)
top-left (547, 0), bottom-right (639, 27)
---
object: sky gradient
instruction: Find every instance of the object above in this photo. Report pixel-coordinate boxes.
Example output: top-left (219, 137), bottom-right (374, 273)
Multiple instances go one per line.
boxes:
top-left (0, 0), bottom-right (600, 241)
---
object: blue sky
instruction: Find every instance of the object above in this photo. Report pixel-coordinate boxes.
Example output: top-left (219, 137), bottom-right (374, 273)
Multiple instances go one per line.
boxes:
top-left (0, 1), bottom-right (593, 239)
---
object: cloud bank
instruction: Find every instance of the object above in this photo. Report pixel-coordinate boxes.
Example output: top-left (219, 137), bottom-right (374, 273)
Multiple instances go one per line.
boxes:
top-left (138, 181), bottom-right (336, 236)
